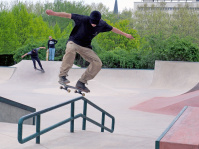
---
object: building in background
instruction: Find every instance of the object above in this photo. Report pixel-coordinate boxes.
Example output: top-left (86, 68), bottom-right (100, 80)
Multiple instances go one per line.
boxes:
top-left (134, 0), bottom-right (199, 12)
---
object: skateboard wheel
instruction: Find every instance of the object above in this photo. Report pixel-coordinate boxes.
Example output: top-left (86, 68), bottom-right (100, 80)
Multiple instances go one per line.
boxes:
top-left (60, 86), bottom-right (63, 89)
top-left (67, 89), bottom-right (71, 93)
top-left (82, 93), bottom-right (85, 96)
top-left (75, 90), bottom-right (78, 93)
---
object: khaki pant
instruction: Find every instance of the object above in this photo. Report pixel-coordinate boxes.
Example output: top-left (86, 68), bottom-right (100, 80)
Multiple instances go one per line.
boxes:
top-left (59, 41), bottom-right (102, 84)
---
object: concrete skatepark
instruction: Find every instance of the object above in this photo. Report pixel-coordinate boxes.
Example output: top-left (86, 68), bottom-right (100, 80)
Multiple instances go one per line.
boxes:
top-left (1, 60), bottom-right (199, 149)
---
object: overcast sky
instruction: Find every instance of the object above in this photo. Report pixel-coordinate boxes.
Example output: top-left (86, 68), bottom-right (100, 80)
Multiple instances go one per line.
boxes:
top-left (0, 0), bottom-right (140, 11)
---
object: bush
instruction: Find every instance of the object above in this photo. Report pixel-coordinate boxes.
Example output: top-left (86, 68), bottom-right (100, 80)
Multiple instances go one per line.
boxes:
top-left (99, 48), bottom-right (139, 68)
top-left (165, 35), bottom-right (199, 61)
top-left (97, 34), bottom-right (199, 69)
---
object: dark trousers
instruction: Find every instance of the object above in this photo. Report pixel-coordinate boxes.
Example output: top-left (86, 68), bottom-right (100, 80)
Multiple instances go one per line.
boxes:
top-left (31, 57), bottom-right (43, 69)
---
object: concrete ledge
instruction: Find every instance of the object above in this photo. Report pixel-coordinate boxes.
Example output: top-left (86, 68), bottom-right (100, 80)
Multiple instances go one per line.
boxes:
top-left (156, 106), bottom-right (199, 149)
top-left (0, 96), bottom-right (36, 125)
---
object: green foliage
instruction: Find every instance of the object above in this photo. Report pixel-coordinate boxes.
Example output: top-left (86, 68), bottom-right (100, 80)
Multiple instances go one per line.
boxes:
top-left (164, 35), bottom-right (199, 61)
top-left (98, 34), bottom-right (199, 69)
top-left (1, 1), bottom-right (199, 69)
top-left (171, 4), bottom-right (199, 40)
top-left (95, 20), bottom-right (140, 52)
top-left (134, 3), bottom-right (171, 38)
top-left (136, 35), bottom-right (199, 69)
top-left (28, 16), bottom-right (53, 43)
top-left (12, 3), bottom-right (32, 46)
top-left (99, 48), bottom-right (137, 68)
top-left (0, 10), bottom-right (18, 54)
top-left (42, 0), bottom-right (91, 31)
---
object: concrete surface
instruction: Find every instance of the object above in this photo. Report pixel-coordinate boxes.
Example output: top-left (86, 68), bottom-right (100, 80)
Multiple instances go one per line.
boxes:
top-left (151, 61), bottom-right (199, 93)
top-left (160, 106), bottom-right (199, 149)
top-left (0, 60), bottom-right (199, 149)
top-left (0, 66), bottom-right (15, 83)
top-left (0, 101), bottom-right (34, 125)
top-left (131, 90), bottom-right (199, 116)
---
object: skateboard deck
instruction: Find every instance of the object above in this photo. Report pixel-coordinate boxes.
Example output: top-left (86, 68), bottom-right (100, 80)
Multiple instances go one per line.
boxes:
top-left (35, 68), bottom-right (45, 73)
top-left (46, 50), bottom-right (49, 61)
top-left (59, 83), bottom-right (88, 96)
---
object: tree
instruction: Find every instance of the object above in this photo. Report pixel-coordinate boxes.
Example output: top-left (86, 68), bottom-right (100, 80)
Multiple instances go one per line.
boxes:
top-left (133, 3), bottom-right (171, 39)
top-left (0, 10), bottom-right (18, 54)
top-left (95, 19), bottom-right (140, 52)
top-left (172, 4), bottom-right (199, 42)
top-left (42, 1), bottom-right (91, 31)
top-left (11, 3), bottom-right (32, 46)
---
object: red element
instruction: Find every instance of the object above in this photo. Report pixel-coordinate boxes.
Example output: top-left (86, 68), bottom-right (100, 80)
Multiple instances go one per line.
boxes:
top-left (160, 107), bottom-right (199, 149)
top-left (131, 90), bottom-right (199, 116)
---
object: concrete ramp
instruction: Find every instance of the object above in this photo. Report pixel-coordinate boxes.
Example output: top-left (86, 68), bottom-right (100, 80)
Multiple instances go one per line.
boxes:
top-left (8, 60), bottom-right (79, 85)
top-left (0, 96), bottom-right (36, 125)
top-left (0, 66), bottom-right (15, 83)
top-left (93, 69), bottom-right (154, 88)
top-left (131, 90), bottom-right (199, 116)
top-left (6, 60), bottom-right (199, 92)
top-left (156, 106), bottom-right (199, 149)
top-left (5, 60), bottom-right (154, 88)
top-left (150, 61), bottom-right (199, 93)
top-left (185, 82), bottom-right (199, 93)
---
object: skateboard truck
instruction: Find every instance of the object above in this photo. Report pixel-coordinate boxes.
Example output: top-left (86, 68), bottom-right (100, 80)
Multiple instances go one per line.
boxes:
top-left (60, 86), bottom-right (85, 96)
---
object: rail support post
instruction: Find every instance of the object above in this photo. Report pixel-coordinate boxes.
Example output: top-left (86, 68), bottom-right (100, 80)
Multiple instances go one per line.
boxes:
top-left (36, 115), bottom-right (41, 144)
top-left (82, 100), bottom-right (87, 130)
top-left (70, 102), bottom-right (75, 133)
top-left (101, 112), bottom-right (105, 132)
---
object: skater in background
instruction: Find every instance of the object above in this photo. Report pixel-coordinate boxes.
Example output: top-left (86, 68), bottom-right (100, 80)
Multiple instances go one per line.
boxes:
top-left (47, 36), bottom-right (58, 61)
top-left (21, 47), bottom-right (46, 72)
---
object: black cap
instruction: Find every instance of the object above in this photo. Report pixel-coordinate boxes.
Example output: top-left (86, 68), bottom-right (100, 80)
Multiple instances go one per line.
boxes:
top-left (90, 11), bottom-right (101, 25)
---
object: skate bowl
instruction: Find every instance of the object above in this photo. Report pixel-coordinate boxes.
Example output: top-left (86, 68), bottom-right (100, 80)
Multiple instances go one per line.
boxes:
top-left (131, 61), bottom-right (199, 116)
top-left (1, 60), bottom-right (199, 149)
top-left (150, 61), bottom-right (199, 93)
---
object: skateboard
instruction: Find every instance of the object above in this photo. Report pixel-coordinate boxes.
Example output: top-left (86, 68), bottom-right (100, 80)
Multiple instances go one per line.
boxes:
top-left (60, 84), bottom-right (87, 96)
top-left (35, 68), bottom-right (45, 73)
top-left (46, 50), bottom-right (49, 61)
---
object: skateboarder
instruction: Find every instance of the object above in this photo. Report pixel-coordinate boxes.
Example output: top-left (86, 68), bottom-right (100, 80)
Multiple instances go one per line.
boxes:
top-left (46, 9), bottom-right (134, 92)
top-left (21, 47), bottom-right (46, 71)
top-left (47, 36), bottom-right (58, 61)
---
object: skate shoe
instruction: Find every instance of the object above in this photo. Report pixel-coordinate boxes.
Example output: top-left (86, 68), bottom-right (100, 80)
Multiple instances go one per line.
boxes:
top-left (58, 76), bottom-right (70, 85)
top-left (76, 81), bottom-right (90, 93)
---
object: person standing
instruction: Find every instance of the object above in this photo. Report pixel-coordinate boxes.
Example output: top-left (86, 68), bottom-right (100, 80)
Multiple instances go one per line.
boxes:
top-left (21, 47), bottom-right (46, 72)
top-left (46, 9), bottom-right (134, 92)
top-left (47, 36), bottom-right (58, 61)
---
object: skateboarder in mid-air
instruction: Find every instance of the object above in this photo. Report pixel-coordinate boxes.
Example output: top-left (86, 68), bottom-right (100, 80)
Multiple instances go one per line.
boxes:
top-left (21, 47), bottom-right (46, 72)
top-left (46, 9), bottom-right (134, 93)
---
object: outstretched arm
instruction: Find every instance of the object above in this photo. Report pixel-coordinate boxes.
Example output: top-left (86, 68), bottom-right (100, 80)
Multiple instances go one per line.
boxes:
top-left (21, 53), bottom-right (28, 58)
top-left (111, 27), bottom-right (134, 40)
top-left (46, 9), bottom-right (72, 19)
top-left (39, 47), bottom-right (46, 49)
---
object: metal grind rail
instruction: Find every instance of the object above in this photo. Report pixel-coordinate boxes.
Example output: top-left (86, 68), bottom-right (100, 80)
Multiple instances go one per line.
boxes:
top-left (18, 96), bottom-right (115, 144)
